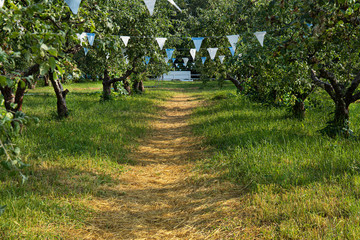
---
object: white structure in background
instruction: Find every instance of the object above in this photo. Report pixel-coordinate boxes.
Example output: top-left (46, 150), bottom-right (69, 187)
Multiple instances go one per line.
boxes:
top-left (162, 71), bottom-right (192, 81)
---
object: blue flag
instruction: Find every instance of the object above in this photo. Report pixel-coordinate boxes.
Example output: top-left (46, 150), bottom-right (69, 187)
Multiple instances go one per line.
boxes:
top-left (192, 37), bottom-right (204, 52)
top-left (229, 47), bottom-right (235, 56)
top-left (145, 56), bottom-right (151, 65)
top-left (86, 33), bottom-right (95, 46)
top-left (166, 49), bottom-right (175, 60)
top-left (201, 57), bottom-right (206, 64)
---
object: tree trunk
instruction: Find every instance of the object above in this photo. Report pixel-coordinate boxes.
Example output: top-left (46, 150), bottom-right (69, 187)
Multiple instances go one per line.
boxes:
top-left (49, 71), bottom-right (69, 118)
top-left (14, 80), bottom-right (27, 112)
top-left (102, 69), bottom-right (112, 100)
top-left (0, 86), bottom-right (15, 111)
top-left (123, 79), bottom-right (131, 94)
top-left (227, 74), bottom-right (243, 92)
top-left (292, 99), bottom-right (306, 120)
top-left (334, 99), bottom-right (349, 127)
top-left (44, 74), bottom-right (50, 86)
top-left (139, 80), bottom-right (144, 93)
top-left (133, 80), bottom-right (140, 93)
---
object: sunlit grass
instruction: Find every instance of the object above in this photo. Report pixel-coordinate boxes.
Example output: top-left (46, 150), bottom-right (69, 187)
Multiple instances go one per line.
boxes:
top-left (191, 88), bottom-right (360, 238)
top-left (0, 81), bottom-right (172, 239)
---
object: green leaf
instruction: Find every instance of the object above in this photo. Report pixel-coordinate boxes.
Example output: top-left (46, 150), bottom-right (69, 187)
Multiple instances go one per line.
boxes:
top-left (48, 48), bottom-right (58, 57)
top-left (0, 76), bottom-right (6, 86)
top-left (14, 147), bottom-right (20, 156)
top-left (40, 63), bottom-right (50, 76)
top-left (49, 57), bottom-right (56, 71)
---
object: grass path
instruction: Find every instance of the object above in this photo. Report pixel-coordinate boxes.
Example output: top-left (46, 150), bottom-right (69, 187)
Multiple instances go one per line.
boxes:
top-left (75, 91), bottom-right (242, 239)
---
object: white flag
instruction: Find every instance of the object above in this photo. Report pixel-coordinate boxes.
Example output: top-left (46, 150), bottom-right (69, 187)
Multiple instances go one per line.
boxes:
top-left (106, 53), bottom-right (110, 60)
top-left (156, 38), bottom-right (167, 50)
top-left (0, 0), bottom-right (4, 8)
top-left (120, 36), bottom-right (130, 46)
top-left (144, 0), bottom-right (156, 15)
top-left (192, 37), bottom-right (204, 52)
top-left (190, 48), bottom-right (196, 60)
top-left (64, 0), bottom-right (82, 14)
top-left (86, 33), bottom-right (95, 46)
top-left (182, 57), bottom-right (189, 66)
top-left (125, 57), bottom-right (129, 64)
top-left (207, 48), bottom-right (218, 60)
top-left (84, 48), bottom-right (89, 56)
top-left (167, 0), bottom-right (182, 12)
top-left (254, 31), bottom-right (266, 47)
top-left (227, 35), bottom-right (239, 51)
top-left (76, 32), bottom-right (87, 44)
top-left (218, 55), bottom-right (225, 64)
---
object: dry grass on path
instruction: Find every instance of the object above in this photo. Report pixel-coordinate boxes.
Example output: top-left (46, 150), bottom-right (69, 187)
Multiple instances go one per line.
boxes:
top-left (74, 92), bottom-right (245, 239)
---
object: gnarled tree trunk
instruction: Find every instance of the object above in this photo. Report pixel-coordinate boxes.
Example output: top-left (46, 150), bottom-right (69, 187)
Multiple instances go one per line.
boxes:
top-left (311, 69), bottom-right (360, 136)
top-left (227, 74), bottom-right (244, 92)
top-left (49, 70), bottom-right (69, 118)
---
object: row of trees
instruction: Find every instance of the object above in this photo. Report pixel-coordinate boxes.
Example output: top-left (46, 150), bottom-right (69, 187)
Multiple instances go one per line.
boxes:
top-left (1, 0), bottom-right (359, 175)
top-left (193, 0), bottom-right (360, 137)
top-left (0, 0), bottom-right (188, 174)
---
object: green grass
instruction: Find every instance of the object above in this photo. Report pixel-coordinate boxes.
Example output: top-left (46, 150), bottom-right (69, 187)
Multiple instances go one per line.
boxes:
top-left (0, 81), bottom-right (172, 239)
top-left (191, 87), bottom-right (360, 239)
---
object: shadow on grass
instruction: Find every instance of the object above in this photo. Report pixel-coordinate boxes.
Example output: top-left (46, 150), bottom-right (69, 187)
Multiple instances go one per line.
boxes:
top-left (192, 95), bottom-right (360, 189)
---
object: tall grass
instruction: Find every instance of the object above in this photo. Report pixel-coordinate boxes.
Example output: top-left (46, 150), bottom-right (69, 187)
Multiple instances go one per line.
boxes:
top-left (191, 87), bottom-right (360, 238)
top-left (0, 81), bottom-right (171, 239)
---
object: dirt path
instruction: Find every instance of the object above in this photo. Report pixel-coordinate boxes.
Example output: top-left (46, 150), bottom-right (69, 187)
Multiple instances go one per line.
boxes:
top-left (80, 92), bottom-right (242, 239)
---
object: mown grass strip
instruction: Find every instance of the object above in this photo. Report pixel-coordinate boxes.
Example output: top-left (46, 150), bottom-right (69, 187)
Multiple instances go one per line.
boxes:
top-left (0, 81), bottom-right (171, 239)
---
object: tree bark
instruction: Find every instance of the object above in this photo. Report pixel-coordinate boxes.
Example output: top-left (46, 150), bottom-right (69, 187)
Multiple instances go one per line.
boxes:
top-left (102, 69), bottom-right (112, 100)
top-left (310, 69), bottom-right (360, 136)
top-left (44, 74), bottom-right (50, 86)
top-left (227, 74), bottom-right (243, 92)
top-left (102, 67), bottom-right (136, 100)
top-left (49, 70), bottom-right (69, 118)
top-left (0, 64), bottom-right (39, 112)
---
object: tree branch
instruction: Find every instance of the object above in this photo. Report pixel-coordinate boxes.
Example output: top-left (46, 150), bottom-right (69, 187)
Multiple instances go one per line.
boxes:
top-left (319, 69), bottom-right (342, 97)
top-left (310, 69), bottom-right (336, 101)
top-left (345, 71), bottom-right (360, 104)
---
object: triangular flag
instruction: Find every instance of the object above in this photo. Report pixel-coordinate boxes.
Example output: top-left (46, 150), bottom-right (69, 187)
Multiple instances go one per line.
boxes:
top-left (167, 0), bottom-right (182, 12)
top-left (76, 32), bottom-right (87, 44)
top-left (125, 57), bottom-right (129, 64)
top-left (218, 55), bottom-right (225, 64)
top-left (207, 48), bottom-right (218, 60)
top-left (143, 0), bottom-right (156, 15)
top-left (172, 58), bottom-right (176, 63)
top-left (106, 53), bottom-right (110, 60)
top-left (201, 57), bottom-right (206, 65)
top-left (86, 33), bottom-right (95, 46)
top-left (64, 0), bottom-right (82, 14)
top-left (190, 48), bottom-right (196, 60)
top-left (229, 47), bottom-right (235, 56)
top-left (156, 38), bottom-right (167, 50)
top-left (175, 63), bottom-right (179, 67)
top-left (166, 49), bottom-right (175, 60)
top-left (0, 0), bottom-right (4, 8)
top-left (182, 58), bottom-right (189, 66)
top-left (120, 36), bottom-right (130, 46)
top-left (164, 57), bottom-right (169, 62)
top-left (121, 48), bottom-right (127, 55)
top-left (254, 31), bottom-right (266, 47)
top-left (192, 37), bottom-right (204, 52)
top-left (84, 48), bottom-right (89, 56)
top-left (227, 35), bottom-right (239, 51)
top-left (145, 56), bottom-right (151, 65)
